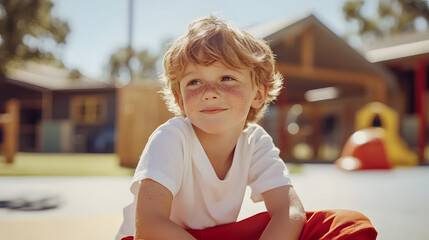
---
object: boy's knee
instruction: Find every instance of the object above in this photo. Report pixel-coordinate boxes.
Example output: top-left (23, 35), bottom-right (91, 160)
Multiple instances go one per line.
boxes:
top-left (327, 209), bottom-right (371, 223)
top-left (315, 209), bottom-right (373, 230)
top-left (302, 210), bottom-right (377, 240)
top-left (306, 209), bottom-right (370, 222)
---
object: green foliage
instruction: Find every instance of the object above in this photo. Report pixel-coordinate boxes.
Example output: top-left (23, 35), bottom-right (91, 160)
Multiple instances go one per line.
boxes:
top-left (108, 47), bottom-right (159, 85)
top-left (0, 0), bottom-right (69, 77)
top-left (343, 0), bottom-right (429, 43)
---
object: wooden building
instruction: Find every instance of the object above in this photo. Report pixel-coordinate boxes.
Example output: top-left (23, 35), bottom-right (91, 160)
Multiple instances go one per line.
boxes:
top-left (0, 62), bottom-right (116, 153)
top-left (115, 83), bottom-right (173, 167)
top-left (248, 15), bottom-right (399, 163)
top-left (362, 31), bottom-right (429, 164)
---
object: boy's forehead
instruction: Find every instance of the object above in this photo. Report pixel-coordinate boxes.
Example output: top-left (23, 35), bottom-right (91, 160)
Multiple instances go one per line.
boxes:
top-left (180, 63), bottom-right (198, 79)
top-left (181, 62), bottom-right (250, 78)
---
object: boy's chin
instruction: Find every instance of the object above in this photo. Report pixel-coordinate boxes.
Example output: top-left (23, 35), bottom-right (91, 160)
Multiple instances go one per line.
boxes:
top-left (194, 123), bottom-right (228, 135)
top-left (192, 121), bottom-right (244, 136)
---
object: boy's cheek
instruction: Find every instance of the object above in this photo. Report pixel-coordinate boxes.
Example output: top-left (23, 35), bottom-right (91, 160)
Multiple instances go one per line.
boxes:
top-left (181, 92), bottom-right (201, 112)
top-left (184, 88), bottom-right (202, 103)
top-left (174, 94), bottom-right (186, 112)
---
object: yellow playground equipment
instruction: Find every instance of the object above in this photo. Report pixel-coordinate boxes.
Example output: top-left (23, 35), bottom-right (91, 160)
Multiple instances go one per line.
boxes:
top-left (355, 102), bottom-right (418, 166)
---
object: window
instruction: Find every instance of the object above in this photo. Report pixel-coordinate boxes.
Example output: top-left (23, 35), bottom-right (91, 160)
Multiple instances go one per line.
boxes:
top-left (70, 95), bottom-right (106, 125)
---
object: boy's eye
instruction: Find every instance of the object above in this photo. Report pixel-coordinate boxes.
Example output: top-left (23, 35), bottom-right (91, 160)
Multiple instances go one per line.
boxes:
top-left (188, 80), bottom-right (202, 86)
top-left (221, 76), bottom-right (235, 82)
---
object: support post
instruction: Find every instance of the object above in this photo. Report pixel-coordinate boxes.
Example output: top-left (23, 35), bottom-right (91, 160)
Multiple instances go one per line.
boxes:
top-left (415, 58), bottom-right (427, 164)
top-left (3, 99), bottom-right (20, 163)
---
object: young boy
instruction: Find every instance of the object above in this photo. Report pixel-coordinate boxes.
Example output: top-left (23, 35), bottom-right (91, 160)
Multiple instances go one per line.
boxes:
top-left (116, 16), bottom-right (377, 240)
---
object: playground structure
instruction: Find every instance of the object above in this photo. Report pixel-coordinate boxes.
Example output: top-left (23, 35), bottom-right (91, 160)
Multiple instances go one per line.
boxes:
top-left (336, 102), bottom-right (418, 170)
top-left (0, 99), bottom-right (20, 163)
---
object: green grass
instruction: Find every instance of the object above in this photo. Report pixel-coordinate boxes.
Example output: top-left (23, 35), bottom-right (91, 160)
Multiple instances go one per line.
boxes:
top-left (0, 153), bottom-right (135, 176)
top-left (286, 163), bottom-right (304, 174)
top-left (0, 153), bottom-right (304, 176)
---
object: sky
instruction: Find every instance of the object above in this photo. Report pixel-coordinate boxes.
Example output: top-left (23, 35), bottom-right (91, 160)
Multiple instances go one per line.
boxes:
top-left (50, 0), bottom-right (360, 80)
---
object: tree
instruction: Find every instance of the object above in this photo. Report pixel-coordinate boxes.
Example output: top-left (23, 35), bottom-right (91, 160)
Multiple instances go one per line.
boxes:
top-left (343, 0), bottom-right (429, 44)
top-left (108, 47), bottom-right (159, 86)
top-left (0, 0), bottom-right (70, 80)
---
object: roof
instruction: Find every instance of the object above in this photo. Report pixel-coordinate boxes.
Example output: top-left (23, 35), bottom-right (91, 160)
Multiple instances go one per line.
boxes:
top-left (6, 62), bottom-right (114, 91)
top-left (247, 14), bottom-right (398, 95)
top-left (247, 18), bottom-right (298, 40)
top-left (361, 31), bottom-right (429, 63)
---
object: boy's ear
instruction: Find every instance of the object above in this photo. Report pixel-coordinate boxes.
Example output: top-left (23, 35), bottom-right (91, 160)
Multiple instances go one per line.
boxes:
top-left (174, 93), bottom-right (185, 112)
top-left (251, 84), bottom-right (268, 109)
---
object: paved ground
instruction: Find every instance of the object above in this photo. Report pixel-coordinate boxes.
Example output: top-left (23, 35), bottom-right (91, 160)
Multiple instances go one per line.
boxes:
top-left (1, 164), bottom-right (428, 240)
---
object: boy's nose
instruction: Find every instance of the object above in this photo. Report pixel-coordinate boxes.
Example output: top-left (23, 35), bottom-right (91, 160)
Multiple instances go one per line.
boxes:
top-left (203, 92), bottom-right (219, 101)
top-left (202, 85), bottom-right (220, 101)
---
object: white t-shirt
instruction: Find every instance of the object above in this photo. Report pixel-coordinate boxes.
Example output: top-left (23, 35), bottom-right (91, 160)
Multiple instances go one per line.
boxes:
top-left (116, 117), bottom-right (291, 239)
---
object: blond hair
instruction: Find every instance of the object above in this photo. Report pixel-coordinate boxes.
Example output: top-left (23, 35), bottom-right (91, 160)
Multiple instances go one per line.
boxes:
top-left (161, 15), bottom-right (283, 123)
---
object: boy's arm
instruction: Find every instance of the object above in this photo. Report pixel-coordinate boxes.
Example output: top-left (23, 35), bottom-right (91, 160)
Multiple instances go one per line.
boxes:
top-left (135, 179), bottom-right (196, 240)
top-left (259, 185), bottom-right (306, 240)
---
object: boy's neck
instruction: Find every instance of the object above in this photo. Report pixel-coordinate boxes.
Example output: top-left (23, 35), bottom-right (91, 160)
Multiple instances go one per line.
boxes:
top-left (192, 123), bottom-right (244, 179)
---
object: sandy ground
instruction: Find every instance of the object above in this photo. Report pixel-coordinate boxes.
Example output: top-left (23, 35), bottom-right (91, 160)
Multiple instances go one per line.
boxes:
top-left (1, 164), bottom-right (428, 240)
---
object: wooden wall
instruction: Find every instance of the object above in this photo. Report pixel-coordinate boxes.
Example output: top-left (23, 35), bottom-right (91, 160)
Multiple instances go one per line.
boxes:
top-left (116, 84), bottom-right (173, 167)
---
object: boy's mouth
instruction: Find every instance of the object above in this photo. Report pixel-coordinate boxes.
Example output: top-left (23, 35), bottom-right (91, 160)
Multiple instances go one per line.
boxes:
top-left (200, 107), bottom-right (227, 114)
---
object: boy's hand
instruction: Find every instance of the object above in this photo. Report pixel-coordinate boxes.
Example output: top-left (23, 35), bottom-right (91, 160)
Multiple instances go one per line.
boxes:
top-left (260, 185), bottom-right (306, 240)
top-left (135, 179), bottom-right (196, 240)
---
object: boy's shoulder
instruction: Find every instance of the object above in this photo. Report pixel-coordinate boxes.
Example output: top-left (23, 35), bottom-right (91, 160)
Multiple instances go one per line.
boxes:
top-left (155, 116), bottom-right (191, 130)
top-left (244, 122), bottom-right (267, 133)
top-left (150, 117), bottom-right (192, 139)
top-left (161, 116), bottom-right (189, 128)
top-left (243, 122), bottom-right (271, 142)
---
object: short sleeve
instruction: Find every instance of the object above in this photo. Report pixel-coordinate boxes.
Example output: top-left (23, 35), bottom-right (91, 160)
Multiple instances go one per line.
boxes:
top-left (130, 122), bottom-right (185, 197)
top-left (247, 126), bottom-right (292, 203)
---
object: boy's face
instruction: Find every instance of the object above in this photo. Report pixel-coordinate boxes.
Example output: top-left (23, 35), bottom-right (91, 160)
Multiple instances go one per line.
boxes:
top-left (176, 61), bottom-right (266, 135)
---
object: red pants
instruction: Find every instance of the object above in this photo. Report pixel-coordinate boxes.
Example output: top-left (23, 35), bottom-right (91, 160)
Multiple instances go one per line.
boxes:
top-left (122, 210), bottom-right (377, 240)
